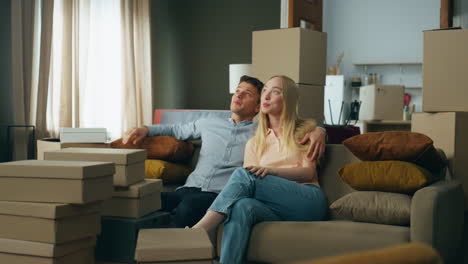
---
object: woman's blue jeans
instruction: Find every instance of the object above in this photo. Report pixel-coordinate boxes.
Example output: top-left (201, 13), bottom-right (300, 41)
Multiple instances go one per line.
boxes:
top-left (208, 168), bottom-right (327, 264)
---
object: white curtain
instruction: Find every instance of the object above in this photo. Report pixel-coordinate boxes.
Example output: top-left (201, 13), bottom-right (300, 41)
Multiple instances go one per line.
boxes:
top-left (12, 0), bottom-right (153, 144)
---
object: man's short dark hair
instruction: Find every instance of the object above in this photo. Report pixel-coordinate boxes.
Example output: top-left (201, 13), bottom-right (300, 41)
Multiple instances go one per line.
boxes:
top-left (239, 75), bottom-right (263, 95)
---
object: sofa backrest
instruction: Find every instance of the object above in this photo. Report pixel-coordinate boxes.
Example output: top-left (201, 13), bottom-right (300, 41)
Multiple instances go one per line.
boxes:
top-left (318, 145), bottom-right (449, 206)
top-left (319, 144), bottom-right (359, 205)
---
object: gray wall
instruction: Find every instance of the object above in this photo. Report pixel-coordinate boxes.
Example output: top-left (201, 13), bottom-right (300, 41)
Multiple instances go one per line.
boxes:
top-left (323, 0), bottom-right (440, 113)
top-left (0, 0), bottom-right (12, 162)
top-left (151, 0), bottom-right (280, 110)
top-left (454, 0), bottom-right (468, 29)
top-left (151, 0), bottom-right (186, 109)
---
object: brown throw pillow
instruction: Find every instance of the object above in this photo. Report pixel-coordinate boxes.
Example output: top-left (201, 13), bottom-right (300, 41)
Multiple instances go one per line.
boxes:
top-left (111, 136), bottom-right (194, 162)
top-left (330, 191), bottom-right (411, 226)
top-left (343, 131), bottom-right (446, 174)
top-left (338, 161), bottom-right (437, 194)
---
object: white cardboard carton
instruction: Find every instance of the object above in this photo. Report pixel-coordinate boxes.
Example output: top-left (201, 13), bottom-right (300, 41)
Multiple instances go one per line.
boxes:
top-left (60, 128), bottom-right (107, 143)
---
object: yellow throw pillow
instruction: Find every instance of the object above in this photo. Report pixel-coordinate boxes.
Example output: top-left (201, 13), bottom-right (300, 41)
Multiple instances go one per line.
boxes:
top-left (145, 159), bottom-right (192, 185)
top-left (338, 161), bottom-right (436, 194)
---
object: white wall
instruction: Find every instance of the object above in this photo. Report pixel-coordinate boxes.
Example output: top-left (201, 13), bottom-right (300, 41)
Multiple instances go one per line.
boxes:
top-left (323, 0), bottom-right (440, 113)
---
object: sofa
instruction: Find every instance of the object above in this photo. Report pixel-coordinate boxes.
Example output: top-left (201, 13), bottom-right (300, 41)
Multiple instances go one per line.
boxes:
top-left (153, 109), bottom-right (465, 264)
top-left (289, 243), bottom-right (443, 264)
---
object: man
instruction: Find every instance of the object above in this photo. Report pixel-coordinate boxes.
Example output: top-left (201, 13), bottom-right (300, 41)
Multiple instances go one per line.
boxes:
top-left (123, 75), bottom-right (326, 227)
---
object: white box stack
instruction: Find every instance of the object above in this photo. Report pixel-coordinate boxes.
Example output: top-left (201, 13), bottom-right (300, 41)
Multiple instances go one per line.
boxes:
top-left (60, 128), bottom-right (108, 143)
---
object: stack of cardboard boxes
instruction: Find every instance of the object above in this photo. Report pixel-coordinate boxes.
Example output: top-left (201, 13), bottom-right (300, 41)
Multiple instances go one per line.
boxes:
top-left (43, 147), bottom-right (168, 263)
top-left (43, 148), bottom-right (162, 218)
top-left (410, 28), bottom-right (468, 263)
top-left (0, 160), bottom-right (114, 263)
top-left (252, 28), bottom-right (327, 124)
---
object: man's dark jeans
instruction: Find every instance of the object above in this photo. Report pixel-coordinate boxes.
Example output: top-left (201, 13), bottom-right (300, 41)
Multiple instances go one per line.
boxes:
top-left (161, 187), bottom-right (218, 228)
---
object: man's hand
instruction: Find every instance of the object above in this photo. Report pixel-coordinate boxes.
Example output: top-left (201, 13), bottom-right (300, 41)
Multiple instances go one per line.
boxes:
top-left (299, 128), bottom-right (326, 161)
top-left (245, 166), bottom-right (275, 178)
top-left (122, 126), bottom-right (149, 145)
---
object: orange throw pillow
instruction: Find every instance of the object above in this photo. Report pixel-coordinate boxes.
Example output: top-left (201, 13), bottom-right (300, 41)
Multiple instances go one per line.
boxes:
top-left (111, 136), bottom-right (194, 162)
top-left (338, 161), bottom-right (436, 194)
top-left (343, 131), bottom-right (446, 174)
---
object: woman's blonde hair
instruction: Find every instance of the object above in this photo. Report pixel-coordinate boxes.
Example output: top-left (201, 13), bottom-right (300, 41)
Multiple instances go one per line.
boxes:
top-left (253, 75), bottom-right (316, 157)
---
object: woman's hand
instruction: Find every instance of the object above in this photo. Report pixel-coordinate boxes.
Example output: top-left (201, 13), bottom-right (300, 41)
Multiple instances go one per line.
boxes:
top-left (245, 166), bottom-right (275, 178)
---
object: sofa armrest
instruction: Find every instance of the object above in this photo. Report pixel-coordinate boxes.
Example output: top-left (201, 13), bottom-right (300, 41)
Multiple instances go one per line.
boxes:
top-left (411, 180), bottom-right (464, 263)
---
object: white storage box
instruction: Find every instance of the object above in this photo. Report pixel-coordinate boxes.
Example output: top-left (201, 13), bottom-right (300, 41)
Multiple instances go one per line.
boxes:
top-left (60, 128), bottom-right (107, 143)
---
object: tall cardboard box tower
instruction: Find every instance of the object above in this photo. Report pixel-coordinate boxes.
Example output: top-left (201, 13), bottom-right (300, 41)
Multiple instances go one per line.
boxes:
top-left (252, 28), bottom-right (327, 124)
top-left (413, 28), bottom-right (468, 264)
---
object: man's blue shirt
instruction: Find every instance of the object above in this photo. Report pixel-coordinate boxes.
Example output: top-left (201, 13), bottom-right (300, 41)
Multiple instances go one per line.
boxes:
top-left (147, 116), bottom-right (257, 193)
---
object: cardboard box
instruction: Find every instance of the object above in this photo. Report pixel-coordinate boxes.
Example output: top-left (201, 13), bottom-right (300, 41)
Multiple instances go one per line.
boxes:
top-left (297, 84), bottom-right (325, 124)
top-left (37, 138), bottom-right (110, 160)
top-left (60, 128), bottom-right (107, 143)
top-left (423, 29), bottom-right (468, 112)
top-left (96, 211), bottom-right (171, 264)
top-left (412, 112), bottom-right (468, 207)
top-left (252, 28), bottom-right (327, 85)
top-left (135, 228), bottom-right (214, 262)
top-left (44, 148), bottom-right (146, 187)
top-left (103, 179), bottom-right (162, 218)
top-left (358, 85), bottom-right (404, 121)
top-left (0, 201), bottom-right (101, 243)
top-left (0, 160), bottom-right (114, 204)
top-left (0, 238), bottom-right (96, 264)
top-left (0, 237), bottom-right (95, 262)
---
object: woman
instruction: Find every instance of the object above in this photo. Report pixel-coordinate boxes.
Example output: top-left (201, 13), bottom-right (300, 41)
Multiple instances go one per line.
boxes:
top-left (193, 75), bottom-right (327, 264)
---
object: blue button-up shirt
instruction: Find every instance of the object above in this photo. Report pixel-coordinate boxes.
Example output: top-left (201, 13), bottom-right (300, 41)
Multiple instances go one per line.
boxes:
top-left (147, 117), bottom-right (257, 193)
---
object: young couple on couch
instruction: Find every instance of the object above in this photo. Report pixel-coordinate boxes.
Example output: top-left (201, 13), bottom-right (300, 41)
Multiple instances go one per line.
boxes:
top-left (123, 75), bottom-right (327, 264)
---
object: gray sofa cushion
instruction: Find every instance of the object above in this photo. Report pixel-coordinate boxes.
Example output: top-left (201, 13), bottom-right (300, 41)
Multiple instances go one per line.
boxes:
top-left (330, 191), bottom-right (411, 226)
top-left (217, 221), bottom-right (410, 263)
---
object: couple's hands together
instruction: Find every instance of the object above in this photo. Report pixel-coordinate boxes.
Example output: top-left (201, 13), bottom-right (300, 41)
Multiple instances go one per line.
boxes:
top-left (245, 166), bottom-right (275, 178)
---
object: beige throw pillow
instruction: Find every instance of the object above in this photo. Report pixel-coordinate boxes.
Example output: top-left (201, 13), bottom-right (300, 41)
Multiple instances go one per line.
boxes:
top-left (330, 191), bottom-right (411, 226)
